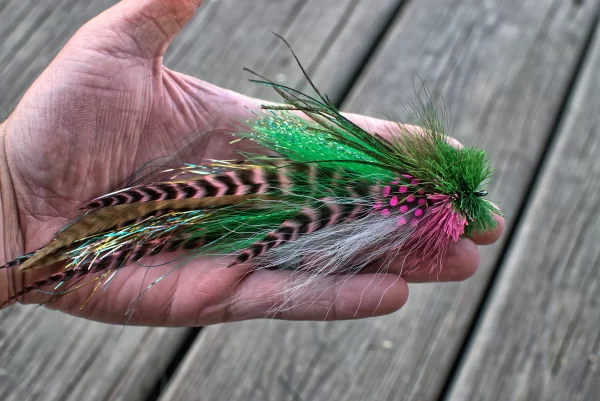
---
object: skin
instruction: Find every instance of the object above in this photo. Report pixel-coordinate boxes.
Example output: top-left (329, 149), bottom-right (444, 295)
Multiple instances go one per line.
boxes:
top-left (0, 0), bottom-right (503, 326)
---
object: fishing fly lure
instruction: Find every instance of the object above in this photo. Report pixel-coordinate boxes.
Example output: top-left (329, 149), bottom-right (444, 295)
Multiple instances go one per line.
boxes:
top-left (1, 46), bottom-right (499, 307)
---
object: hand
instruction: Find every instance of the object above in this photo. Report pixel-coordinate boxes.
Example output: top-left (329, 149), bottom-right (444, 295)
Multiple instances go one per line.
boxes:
top-left (0, 0), bottom-right (503, 326)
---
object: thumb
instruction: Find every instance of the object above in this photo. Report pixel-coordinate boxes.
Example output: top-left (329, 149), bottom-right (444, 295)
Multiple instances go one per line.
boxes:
top-left (75, 0), bottom-right (203, 58)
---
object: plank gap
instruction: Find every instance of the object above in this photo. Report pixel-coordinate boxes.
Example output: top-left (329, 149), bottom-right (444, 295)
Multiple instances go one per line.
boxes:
top-left (304, 0), bottom-right (360, 82)
top-left (0, 0), bottom-right (11, 19)
top-left (437, 5), bottom-right (600, 401)
top-left (145, 328), bottom-right (202, 401)
top-left (334, 0), bottom-right (412, 106)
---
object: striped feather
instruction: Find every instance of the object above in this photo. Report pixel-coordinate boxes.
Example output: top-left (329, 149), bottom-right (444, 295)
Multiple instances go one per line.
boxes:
top-left (83, 167), bottom-right (285, 210)
top-left (230, 189), bottom-right (373, 267)
top-left (18, 195), bottom-right (262, 272)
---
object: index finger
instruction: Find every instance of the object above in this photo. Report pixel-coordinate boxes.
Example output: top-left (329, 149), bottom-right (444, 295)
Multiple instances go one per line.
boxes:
top-left (342, 112), bottom-right (464, 148)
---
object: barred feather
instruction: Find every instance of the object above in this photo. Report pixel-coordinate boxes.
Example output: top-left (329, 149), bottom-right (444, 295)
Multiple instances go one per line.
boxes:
top-left (19, 195), bottom-right (262, 271)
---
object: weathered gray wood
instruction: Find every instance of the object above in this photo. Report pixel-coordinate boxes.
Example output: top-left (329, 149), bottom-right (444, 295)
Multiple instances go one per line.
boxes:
top-left (159, 1), bottom-right (600, 400)
top-left (0, 304), bottom-right (187, 401)
top-left (448, 20), bottom-right (600, 401)
top-left (164, 0), bottom-right (401, 104)
top-left (0, 0), bottom-right (118, 118)
top-left (0, 0), bottom-right (404, 400)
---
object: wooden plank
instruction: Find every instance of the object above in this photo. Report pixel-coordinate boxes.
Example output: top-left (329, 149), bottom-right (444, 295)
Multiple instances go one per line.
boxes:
top-left (164, 0), bottom-right (402, 104)
top-left (0, 305), bottom-right (187, 401)
top-left (0, 0), bottom-right (118, 117)
top-left (159, 1), bottom-right (600, 400)
top-left (448, 20), bottom-right (600, 401)
top-left (0, 0), bottom-right (404, 400)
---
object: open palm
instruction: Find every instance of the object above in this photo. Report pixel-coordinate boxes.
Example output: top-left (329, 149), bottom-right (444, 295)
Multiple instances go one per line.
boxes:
top-left (0, 0), bottom-right (502, 326)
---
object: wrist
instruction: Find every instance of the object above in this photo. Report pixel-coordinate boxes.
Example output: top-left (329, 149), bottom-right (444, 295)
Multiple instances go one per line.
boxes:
top-left (0, 122), bottom-right (25, 307)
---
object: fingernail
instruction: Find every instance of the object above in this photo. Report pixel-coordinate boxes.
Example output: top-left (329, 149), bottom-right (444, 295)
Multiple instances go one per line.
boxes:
top-left (446, 137), bottom-right (463, 149)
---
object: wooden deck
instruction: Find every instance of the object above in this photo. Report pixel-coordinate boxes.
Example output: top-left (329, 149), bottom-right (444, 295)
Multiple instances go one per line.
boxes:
top-left (1, 1), bottom-right (598, 400)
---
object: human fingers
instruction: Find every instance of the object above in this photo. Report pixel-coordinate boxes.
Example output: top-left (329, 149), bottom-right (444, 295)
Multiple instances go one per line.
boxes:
top-left (470, 206), bottom-right (504, 245)
top-left (222, 269), bottom-right (409, 322)
top-left (400, 238), bottom-right (480, 283)
top-left (52, 259), bottom-right (409, 324)
top-left (342, 112), bottom-right (464, 149)
top-left (357, 237), bottom-right (480, 283)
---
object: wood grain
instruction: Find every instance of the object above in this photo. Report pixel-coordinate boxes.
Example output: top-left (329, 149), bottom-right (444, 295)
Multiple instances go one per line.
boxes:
top-left (0, 0), bottom-right (404, 400)
top-left (159, 1), bottom-right (600, 400)
top-left (0, 305), bottom-right (187, 401)
top-left (0, 0), bottom-right (118, 118)
top-left (164, 0), bottom-right (402, 104)
top-left (448, 18), bottom-right (600, 401)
